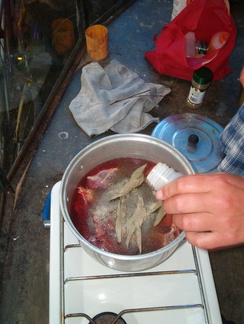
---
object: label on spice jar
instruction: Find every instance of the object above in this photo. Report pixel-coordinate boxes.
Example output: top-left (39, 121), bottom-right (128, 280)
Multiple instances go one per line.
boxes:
top-left (188, 86), bottom-right (206, 104)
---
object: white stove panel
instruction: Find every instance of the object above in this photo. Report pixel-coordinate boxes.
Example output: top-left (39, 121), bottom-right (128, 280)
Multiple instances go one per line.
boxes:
top-left (49, 182), bottom-right (222, 324)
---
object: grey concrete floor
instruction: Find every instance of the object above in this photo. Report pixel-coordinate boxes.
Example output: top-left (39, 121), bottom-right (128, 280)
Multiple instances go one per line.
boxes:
top-left (0, 0), bottom-right (244, 323)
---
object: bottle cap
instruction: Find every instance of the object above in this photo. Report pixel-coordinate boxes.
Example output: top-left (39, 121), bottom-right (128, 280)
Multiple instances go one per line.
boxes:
top-left (193, 67), bottom-right (213, 85)
top-left (147, 162), bottom-right (183, 191)
top-left (218, 32), bottom-right (229, 45)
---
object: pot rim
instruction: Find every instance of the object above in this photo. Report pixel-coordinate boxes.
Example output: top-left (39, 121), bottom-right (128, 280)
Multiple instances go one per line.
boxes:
top-left (60, 134), bottom-right (194, 260)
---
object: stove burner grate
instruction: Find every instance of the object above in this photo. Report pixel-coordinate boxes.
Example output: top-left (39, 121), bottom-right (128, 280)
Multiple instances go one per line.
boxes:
top-left (65, 311), bottom-right (126, 324)
top-left (89, 312), bottom-right (126, 324)
top-left (62, 245), bottom-right (209, 323)
top-left (65, 304), bottom-right (204, 323)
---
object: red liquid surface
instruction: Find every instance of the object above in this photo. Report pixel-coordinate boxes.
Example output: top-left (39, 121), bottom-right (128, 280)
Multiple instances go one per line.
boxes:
top-left (70, 158), bottom-right (181, 255)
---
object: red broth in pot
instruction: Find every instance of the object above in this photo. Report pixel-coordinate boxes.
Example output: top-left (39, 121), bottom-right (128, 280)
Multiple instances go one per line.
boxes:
top-left (70, 158), bottom-right (181, 255)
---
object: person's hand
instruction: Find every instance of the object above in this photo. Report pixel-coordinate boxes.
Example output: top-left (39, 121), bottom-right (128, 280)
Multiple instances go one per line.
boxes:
top-left (239, 67), bottom-right (244, 88)
top-left (156, 173), bottom-right (244, 250)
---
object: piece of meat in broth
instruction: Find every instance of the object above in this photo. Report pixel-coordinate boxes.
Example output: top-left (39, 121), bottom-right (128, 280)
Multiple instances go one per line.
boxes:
top-left (86, 168), bottom-right (118, 188)
top-left (77, 186), bottom-right (94, 204)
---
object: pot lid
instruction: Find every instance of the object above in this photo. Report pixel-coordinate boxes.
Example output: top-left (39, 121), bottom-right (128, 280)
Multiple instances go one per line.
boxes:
top-left (151, 113), bottom-right (224, 174)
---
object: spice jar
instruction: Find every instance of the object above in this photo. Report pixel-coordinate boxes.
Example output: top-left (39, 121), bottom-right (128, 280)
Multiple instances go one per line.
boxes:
top-left (186, 67), bottom-right (213, 109)
top-left (146, 162), bottom-right (183, 191)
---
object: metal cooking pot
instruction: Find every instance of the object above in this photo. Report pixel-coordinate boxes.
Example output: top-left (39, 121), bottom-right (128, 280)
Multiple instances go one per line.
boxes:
top-left (60, 134), bottom-right (194, 272)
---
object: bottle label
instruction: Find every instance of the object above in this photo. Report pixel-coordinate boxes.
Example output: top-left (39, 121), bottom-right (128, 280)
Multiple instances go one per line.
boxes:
top-left (188, 86), bottom-right (206, 104)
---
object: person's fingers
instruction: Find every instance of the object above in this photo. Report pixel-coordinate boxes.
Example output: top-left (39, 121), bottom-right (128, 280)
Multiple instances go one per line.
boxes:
top-left (156, 174), bottom-right (211, 200)
top-left (163, 192), bottom-right (212, 215)
top-left (239, 67), bottom-right (244, 88)
top-left (185, 231), bottom-right (225, 250)
top-left (172, 212), bottom-right (218, 232)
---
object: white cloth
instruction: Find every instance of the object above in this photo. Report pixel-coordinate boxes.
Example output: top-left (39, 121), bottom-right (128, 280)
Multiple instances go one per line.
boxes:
top-left (69, 59), bottom-right (171, 136)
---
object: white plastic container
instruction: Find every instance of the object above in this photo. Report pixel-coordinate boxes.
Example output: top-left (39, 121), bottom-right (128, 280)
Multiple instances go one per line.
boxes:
top-left (185, 32), bottom-right (208, 58)
top-left (207, 31), bottom-right (230, 54)
top-left (185, 32), bottom-right (196, 57)
top-left (147, 162), bottom-right (183, 191)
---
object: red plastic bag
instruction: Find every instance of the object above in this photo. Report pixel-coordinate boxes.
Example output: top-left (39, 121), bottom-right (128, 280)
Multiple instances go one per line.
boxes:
top-left (145, 0), bottom-right (237, 81)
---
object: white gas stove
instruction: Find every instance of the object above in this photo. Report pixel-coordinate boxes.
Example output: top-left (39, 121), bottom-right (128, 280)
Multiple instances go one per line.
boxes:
top-left (49, 181), bottom-right (222, 324)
